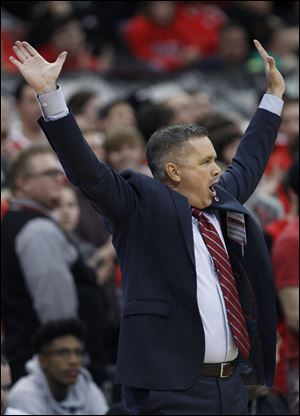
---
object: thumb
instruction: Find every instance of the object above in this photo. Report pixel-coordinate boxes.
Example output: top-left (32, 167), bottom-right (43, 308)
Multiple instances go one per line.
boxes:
top-left (55, 51), bottom-right (68, 67)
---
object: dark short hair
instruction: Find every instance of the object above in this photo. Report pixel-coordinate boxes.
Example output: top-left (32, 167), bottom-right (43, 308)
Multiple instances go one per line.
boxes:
top-left (33, 319), bottom-right (85, 354)
top-left (68, 91), bottom-right (98, 115)
top-left (146, 124), bottom-right (208, 182)
top-left (7, 144), bottom-right (55, 192)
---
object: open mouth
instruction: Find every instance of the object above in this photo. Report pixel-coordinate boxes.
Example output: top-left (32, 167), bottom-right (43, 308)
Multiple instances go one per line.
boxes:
top-left (208, 185), bottom-right (217, 197)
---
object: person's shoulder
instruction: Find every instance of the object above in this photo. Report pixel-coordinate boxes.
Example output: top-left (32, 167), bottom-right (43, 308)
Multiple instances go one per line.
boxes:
top-left (85, 381), bottom-right (109, 414)
top-left (19, 217), bottom-right (64, 240)
top-left (4, 407), bottom-right (30, 415)
top-left (8, 374), bottom-right (38, 403)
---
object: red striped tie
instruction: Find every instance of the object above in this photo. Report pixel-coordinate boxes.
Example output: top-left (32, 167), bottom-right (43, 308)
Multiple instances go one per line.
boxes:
top-left (192, 207), bottom-right (250, 359)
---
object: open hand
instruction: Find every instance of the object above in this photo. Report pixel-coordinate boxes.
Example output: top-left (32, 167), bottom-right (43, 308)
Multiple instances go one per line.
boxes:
top-left (9, 41), bottom-right (67, 94)
top-left (254, 39), bottom-right (285, 98)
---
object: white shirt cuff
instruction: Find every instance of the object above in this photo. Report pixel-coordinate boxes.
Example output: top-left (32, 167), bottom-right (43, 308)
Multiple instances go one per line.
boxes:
top-left (258, 94), bottom-right (284, 116)
top-left (37, 85), bottom-right (69, 121)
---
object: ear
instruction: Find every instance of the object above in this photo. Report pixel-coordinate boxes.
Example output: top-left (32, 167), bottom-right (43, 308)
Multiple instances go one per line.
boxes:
top-left (165, 162), bottom-right (181, 183)
top-left (15, 176), bottom-right (28, 192)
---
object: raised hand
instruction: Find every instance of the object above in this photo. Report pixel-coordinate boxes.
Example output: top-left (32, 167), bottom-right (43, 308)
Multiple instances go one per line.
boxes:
top-left (254, 39), bottom-right (285, 98)
top-left (9, 41), bottom-right (67, 95)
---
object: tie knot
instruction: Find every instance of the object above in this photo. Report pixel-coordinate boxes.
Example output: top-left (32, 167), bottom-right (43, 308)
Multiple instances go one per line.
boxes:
top-left (191, 207), bottom-right (204, 221)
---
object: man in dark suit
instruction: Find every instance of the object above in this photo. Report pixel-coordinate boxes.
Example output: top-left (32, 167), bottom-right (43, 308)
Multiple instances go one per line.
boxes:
top-left (9, 40), bottom-right (285, 415)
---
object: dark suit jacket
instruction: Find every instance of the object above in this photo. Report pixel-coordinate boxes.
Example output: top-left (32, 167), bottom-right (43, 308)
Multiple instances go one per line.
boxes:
top-left (39, 106), bottom-right (281, 390)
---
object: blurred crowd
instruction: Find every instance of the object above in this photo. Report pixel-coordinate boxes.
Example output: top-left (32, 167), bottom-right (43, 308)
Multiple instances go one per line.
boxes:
top-left (1, 1), bottom-right (299, 415)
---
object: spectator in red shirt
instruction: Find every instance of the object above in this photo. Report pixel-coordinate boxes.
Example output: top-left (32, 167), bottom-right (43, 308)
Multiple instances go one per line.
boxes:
top-left (37, 14), bottom-right (112, 73)
top-left (122, 1), bottom-right (226, 72)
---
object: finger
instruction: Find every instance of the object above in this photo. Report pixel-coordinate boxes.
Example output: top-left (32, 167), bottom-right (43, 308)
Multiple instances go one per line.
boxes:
top-left (266, 56), bottom-right (276, 70)
top-left (253, 39), bottom-right (268, 61)
top-left (22, 41), bottom-right (38, 57)
top-left (9, 55), bottom-right (22, 69)
top-left (12, 45), bottom-right (27, 63)
top-left (15, 40), bottom-right (31, 59)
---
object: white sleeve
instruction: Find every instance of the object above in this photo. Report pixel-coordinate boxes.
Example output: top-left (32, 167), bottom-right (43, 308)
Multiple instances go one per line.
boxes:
top-left (37, 85), bottom-right (69, 120)
top-left (259, 94), bottom-right (284, 116)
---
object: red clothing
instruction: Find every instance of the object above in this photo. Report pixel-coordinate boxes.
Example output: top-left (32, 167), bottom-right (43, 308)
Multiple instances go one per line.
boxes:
top-left (265, 144), bottom-right (294, 213)
top-left (38, 44), bottom-right (102, 72)
top-left (272, 217), bottom-right (299, 365)
top-left (122, 3), bottom-right (226, 72)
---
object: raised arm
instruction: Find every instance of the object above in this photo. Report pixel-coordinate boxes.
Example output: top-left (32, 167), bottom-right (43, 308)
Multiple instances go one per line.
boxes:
top-left (10, 41), bottom-right (137, 224)
top-left (219, 40), bottom-right (285, 204)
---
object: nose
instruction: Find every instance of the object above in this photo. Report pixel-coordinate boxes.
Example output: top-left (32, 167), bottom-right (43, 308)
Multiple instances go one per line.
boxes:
top-left (212, 161), bottom-right (221, 176)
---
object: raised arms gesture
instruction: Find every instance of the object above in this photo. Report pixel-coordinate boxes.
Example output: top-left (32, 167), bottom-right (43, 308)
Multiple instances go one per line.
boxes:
top-left (9, 41), bottom-right (67, 95)
top-left (254, 39), bottom-right (285, 98)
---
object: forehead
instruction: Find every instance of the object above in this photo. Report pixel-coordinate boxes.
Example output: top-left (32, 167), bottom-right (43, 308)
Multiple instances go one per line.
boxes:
top-left (29, 153), bottom-right (60, 169)
top-left (49, 335), bottom-right (81, 349)
top-left (186, 136), bottom-right (216, 157)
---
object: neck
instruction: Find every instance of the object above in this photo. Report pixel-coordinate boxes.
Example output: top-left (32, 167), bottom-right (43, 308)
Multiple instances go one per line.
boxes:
top-left (46, 376), bottom-right (69, 402)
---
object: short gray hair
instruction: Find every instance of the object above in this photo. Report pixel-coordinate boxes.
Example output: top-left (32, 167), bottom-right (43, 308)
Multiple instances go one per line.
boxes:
top-left (146, 124), bottom-right (208, 181)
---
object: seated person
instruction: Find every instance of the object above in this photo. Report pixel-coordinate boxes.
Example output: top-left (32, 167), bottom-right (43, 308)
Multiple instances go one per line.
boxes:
top-left (7, 319), bottom-right (108, 415)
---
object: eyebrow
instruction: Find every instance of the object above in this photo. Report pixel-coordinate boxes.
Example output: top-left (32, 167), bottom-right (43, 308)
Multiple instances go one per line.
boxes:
top-left (199, 153), bottom-right (217, 162)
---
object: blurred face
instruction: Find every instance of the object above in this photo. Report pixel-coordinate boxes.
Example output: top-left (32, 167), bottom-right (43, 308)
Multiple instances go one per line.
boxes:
top-left (219, 27), bottom-right (249, 63)
top-left (166, 94), bottom-right (198, 124)
top-left (17, 85), bottom-right (42, 127)
top-left (51, 20), bottom-right (85, 54)
top-left (54, 187), bottom-right (80, 234)
top-left (147, 1), bottom-right (175, 26)
top-left (105, 103), bottom-right (136, 133)
top-left (1, 96), bottom-right (12, 140)
top-left (1, 364), bottom-right (11, 415)
top-left (17, 153), bottom-right (65, 210)
top-left (39, 336), bottom-right (84, 386)
top-left (83, 96), bottom-right (102, 127)
top-left (191, 92), bottom-right (214, 123)
top-left (280, 102), bottom-right (299, 146)
top-left (107, 143), bottom-right (144, 172)
top-left (167, 137), bottom-right (221, 209)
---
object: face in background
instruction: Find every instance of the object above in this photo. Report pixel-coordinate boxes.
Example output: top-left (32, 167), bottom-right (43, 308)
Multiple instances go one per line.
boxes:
top-left (166, 136), bottom-right (221, 209)
top-left (103, 103), bottom-right (136, 134)
top-left (219, 26), bottom-right (249, 65)
top-left (1, 96), bottom-right (12, 141)
top-left (106, 142), bottom-right (145, 172)
top-left (16, 84), bottom-right (42, 128)
top-left (1, 363), bottom-right (11, 415)
top-left (54, 187), bottom-right (80, 234)
top-left (146, 1), bottom-right (175, 26)
top-left (51, 19), bottom-right (85, 55)
top-left (39, 335), bottom-right (84, 387)
top-left (15, 153), bottom-right (65, 210)
top-left (165, 93), bottom-right (198, 125)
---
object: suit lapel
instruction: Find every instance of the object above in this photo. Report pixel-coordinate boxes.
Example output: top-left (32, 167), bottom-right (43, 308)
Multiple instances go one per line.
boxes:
top-left (168, 187), bottom-right (196, 268)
